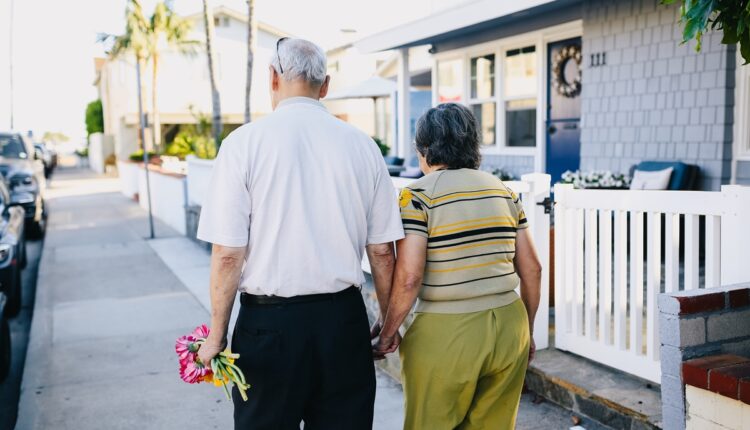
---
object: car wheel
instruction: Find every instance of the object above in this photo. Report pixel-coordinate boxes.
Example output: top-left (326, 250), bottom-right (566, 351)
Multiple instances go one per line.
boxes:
top-left (5, 268), bottom-right (21, 317)
top-left (0, 315), bottom-right (10, 382)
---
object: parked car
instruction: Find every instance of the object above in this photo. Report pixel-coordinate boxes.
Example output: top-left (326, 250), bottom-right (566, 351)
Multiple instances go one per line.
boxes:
top-left (0, 132), bottom-right (46, 238)
top-left (0, 179), bottom-right (26, 317)
top-left (34, 142), bottom-right (57, 178)
top-left (0, 292), bottom-right (10, 383)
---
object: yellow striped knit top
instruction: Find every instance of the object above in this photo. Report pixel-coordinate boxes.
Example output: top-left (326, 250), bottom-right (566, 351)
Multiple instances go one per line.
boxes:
top-left (399, 168), bottom-right (528, 314)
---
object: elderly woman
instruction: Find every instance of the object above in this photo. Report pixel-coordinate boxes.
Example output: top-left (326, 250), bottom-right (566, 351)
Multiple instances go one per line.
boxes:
top-left (374, 103), bottom-right (542, 430)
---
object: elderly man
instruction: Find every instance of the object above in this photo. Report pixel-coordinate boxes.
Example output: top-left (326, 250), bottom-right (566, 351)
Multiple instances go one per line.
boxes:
top-left (195, 38), bottom-right (404, 429)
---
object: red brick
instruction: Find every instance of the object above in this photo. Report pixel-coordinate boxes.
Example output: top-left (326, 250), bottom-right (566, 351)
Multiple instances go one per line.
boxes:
top-left (709, 362), bottom-right (750, 399)
top-left (740, 378), bottom-right (750, 405)
top-left (676, 293), bottom-right (726, 315)
top-left (729, 289), bottom-right (750, 309)
top-left (682, 355), bottom-right (750, 390)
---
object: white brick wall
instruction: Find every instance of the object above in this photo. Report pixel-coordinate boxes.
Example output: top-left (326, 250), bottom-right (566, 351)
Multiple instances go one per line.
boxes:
top-left (685, 385), bottom-right (750, 429)
top-left (580, 0), bottom-right (735, 190)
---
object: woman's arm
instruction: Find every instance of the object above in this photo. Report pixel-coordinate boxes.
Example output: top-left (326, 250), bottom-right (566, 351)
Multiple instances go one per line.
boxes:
top-left (514, 228), bottom-right (542, 362)
top-left (375, 234), bottom-right (428, 355)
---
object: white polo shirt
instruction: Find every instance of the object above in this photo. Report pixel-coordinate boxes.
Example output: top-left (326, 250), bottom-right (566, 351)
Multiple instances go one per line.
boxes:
top-left (197, 97), bottom-right (404, 297)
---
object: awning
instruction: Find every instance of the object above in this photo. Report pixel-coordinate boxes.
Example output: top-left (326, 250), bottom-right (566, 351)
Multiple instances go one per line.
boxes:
top-left (355, 0), bottom-right (559, 53)
top-left (325, 76), bottom-right (398, 100)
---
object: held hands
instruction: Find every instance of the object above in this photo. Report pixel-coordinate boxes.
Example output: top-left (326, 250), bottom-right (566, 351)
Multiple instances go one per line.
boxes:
top-left (197, 331), bottom-right (227, 369)
top-left (370, 317), bottom-right (401, 360)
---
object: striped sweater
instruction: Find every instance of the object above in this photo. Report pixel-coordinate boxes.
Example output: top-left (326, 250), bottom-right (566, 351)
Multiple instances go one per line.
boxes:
top-left (399, 168), bottom-right (528, 314)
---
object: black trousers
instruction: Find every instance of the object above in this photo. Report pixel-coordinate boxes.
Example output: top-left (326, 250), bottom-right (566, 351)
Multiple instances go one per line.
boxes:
top-left (231, 287), bottom-right (376, 430)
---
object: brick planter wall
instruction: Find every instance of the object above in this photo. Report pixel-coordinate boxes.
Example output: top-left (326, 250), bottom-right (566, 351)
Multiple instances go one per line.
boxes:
top-left (658, 283), bottom-right (750, 429)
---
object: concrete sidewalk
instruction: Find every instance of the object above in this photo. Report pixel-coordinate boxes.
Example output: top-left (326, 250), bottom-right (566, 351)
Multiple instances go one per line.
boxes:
top-left (17, 167), bottom-right (593, 430)
top-left (16, 168), bottom-right (403, 430)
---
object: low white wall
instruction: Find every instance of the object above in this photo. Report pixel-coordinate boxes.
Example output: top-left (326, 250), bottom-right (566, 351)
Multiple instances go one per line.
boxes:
top-left (137, 165), bottom-right (187, 235)
top-left (117, 161), bottom-right (140, 199)
top-left (186, 156), bottom-right (215, 207)
top-left (88, 133), bottom-right (114, 174)
top-left (686, 385), bottom-right (750, 429)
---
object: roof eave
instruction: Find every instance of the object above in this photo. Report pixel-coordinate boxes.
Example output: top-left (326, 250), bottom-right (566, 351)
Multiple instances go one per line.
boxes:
top-left (354, 0), bottom-right (556, 53)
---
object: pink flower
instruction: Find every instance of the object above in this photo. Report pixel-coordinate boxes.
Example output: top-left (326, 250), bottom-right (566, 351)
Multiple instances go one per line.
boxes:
top-left (180, 359), bottom-right (212, 384)
top-left (191, 324), bottom-right (210, 339)
top-left (175, 335), bottom-right (200, 367)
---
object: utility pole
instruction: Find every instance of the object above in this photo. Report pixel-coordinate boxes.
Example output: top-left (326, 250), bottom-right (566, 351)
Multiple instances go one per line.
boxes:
top-left (9, 0), bottom-right (15, 129)
top-left (136, 57), bottom-right (155, 239)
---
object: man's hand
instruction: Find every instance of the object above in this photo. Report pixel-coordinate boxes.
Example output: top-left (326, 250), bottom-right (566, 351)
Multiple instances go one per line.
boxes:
top-left (370, 317), bottom-right (384, 339)
top-left (528, 336), bottom-right (536, 364)
top-left (372, 331), bottom-right (401, 360)
top-left (197, 333), bottom-right (227, 369)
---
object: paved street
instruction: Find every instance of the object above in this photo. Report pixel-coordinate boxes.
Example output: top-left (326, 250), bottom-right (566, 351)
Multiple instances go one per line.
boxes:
top-left (14, 166), bottom-right (599, 429)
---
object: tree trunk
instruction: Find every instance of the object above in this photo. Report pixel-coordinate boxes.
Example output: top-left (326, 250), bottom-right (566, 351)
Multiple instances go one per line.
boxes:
top-left (244, 0), bottom-right (255, 124)
top-left (151, 53), bottom-right (161, 152)
top-left (202, 0), bottom-right (222, 147)
top-left (136, 55), bottom-right (147, 151)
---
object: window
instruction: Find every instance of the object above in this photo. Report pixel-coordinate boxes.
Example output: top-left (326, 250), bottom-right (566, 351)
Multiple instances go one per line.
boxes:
top-left (0, 134), bottom-right (28, 159)
top-left (433, 41), bottom-right (541, 152)
top-left (437, 59), bottom-right (463, 103)
top-left (506, 99), bottom-right (536, 147)
top-left (472, 103), bottom-right (496, 146)
top-left (471, 54), bottom-right (494, 99)
top-left (468, 54), bottom-right (496, 146)
top-left (503, 46), bottom-right (537, 148)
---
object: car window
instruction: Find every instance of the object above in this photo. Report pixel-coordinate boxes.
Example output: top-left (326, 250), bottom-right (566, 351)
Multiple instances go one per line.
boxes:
top-left (0, 134), bottom-right (28, 159)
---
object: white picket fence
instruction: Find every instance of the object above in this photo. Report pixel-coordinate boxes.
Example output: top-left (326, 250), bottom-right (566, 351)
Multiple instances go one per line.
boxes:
top-left (553, 184), bottom-right (750, 383)
top-left (380, 173), bottom-right (552, 350)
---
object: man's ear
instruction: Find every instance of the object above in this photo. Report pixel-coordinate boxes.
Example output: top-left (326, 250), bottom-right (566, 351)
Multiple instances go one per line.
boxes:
top-left (270, 65), bottom-right (280, 91)
top-left (318, 75), bottom-right (331, 99)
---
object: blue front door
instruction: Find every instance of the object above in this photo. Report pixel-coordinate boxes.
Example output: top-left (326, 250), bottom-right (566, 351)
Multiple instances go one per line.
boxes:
top-left (546, 37), bottom-right (582, 183)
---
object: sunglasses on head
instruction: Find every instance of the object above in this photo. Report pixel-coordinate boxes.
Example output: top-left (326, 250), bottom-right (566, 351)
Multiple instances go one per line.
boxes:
top-left (276, 37), bottom-right (288, 74)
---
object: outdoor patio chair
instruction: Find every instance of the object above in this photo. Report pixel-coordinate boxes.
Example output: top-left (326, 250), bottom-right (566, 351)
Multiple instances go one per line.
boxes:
top-left (629, 161), bottom-right (699, 190)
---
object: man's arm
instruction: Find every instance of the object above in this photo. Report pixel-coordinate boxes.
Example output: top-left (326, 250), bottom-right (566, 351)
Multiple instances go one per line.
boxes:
top-left (366, 242), bottom-right (396, 337)
top-left (514, 228), bottom-right (542, 363)
top-left (197, 244), bottom-right (247, 366)
top-left (375, 234), bottom-right (427, 354)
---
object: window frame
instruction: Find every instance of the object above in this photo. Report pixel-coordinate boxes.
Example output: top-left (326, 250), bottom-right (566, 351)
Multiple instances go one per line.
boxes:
top-left (431, 21), bottom-right (583, 171)
top-left (434, 37), bottom-right (541, 156)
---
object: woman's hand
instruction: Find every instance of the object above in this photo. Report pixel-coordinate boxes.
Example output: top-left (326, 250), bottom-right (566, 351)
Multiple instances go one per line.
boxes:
top-left (528, 336), bottom-right (536, 364)
top-left (372, 331), bottom-right (402, 360)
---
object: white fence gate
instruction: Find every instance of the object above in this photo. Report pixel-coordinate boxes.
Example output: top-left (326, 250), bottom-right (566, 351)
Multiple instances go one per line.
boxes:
top-left (384, 173), bottom-right (552, 350)
top-left (553, 184), bottom-right (750, 382)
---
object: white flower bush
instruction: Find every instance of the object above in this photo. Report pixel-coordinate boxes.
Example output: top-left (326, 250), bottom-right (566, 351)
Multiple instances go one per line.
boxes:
top-left (559, 170), bottom-right (630, 189)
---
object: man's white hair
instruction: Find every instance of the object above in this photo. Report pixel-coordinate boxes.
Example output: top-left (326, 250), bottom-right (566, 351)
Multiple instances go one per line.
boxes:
top-left (270, 38), bottom-right (327, 86)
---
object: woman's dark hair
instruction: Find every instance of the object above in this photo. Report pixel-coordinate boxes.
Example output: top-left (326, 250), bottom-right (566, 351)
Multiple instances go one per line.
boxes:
top-left (414, 103), bottom-right (481, 169)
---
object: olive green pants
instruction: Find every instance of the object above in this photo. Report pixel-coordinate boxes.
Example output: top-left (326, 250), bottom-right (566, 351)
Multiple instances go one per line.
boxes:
top-left (399, 299), bottom-right (530, 430)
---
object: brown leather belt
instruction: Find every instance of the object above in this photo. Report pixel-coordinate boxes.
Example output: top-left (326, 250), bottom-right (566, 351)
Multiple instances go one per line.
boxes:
top-left (240, 286), bottom-right (359, 306)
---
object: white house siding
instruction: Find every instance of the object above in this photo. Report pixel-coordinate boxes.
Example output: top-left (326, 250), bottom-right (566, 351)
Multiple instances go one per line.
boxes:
top-left (481, 154), bottom-right (535, 179)
top-left (579, 0), bottom-right (736, 190)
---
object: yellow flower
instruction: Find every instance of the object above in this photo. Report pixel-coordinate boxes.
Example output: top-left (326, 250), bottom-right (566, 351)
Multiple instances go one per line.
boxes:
top-left (399, 189), bottom-right (413, 208)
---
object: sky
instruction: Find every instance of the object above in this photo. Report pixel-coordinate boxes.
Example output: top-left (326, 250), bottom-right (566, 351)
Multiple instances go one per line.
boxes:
top-left (0, 0), bottom-right (464, 145)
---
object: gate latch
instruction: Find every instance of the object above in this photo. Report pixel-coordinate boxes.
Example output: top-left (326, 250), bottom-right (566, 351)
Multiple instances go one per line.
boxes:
top-left (537, 197), bottom-right (553, 215)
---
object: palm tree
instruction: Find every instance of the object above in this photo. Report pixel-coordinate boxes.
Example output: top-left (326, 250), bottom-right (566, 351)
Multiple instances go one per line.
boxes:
top-left (244, 0), bottom-right (256, 124)
top-left (99, 0), bottom-right (150, 150)
top-left (201, 0), bottom-right (222, 146)
top-left (147, 2), bottom-right (196, 152)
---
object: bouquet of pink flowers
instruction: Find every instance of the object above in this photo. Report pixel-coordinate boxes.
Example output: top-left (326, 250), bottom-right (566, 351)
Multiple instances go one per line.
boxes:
top-left (175, 324), bottom-right (249, 401)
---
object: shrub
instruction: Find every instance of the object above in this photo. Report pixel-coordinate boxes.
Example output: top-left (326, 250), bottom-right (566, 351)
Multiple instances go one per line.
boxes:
top-left (129, 149), bottom-right (158, 161)
top-left (85, 100), bottom-right (104, 136)
top-left (372, 136), bottom-right (390, 156)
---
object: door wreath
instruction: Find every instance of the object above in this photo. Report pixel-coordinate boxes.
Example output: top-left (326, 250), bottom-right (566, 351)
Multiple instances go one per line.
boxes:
top-left (551, 45), bottom-right (582, 98)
